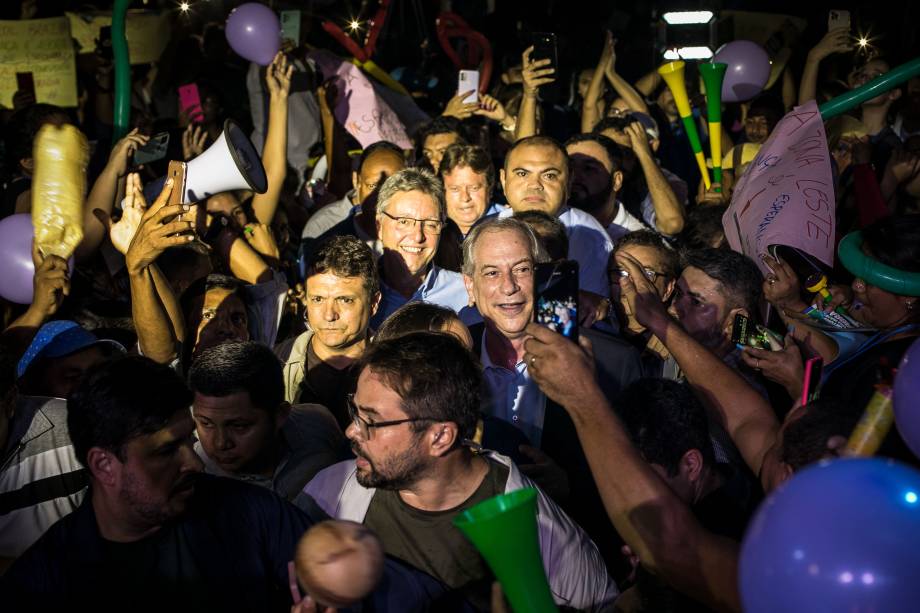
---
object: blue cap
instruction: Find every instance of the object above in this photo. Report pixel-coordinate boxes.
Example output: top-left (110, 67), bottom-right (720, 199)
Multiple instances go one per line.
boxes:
top-left (17, 320), bottom-right (125, 379)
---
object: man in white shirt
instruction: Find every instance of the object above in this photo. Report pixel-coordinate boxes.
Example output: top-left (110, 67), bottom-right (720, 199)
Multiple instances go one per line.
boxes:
top-left (565, 133), bottom-right (647, 243)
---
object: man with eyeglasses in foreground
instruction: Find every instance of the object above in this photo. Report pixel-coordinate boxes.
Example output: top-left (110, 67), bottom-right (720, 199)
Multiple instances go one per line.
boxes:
top-left (370, 167), bottom-right (476, 329)
top-left (298, 332), bottom-right (618, 611)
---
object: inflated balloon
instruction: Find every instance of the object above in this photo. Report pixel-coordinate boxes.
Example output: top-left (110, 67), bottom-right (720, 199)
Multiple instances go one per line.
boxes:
top-left (740, 458), bottom-right (920, 613)
top-left (0, 214), bottom-right (74, 305)
top-left (31, 124), bottom-right (88, 261)
top-left (225, 3), bottom-right (281, 66)
top-left (894, 338), bottom-right (920, 458)
top-left (713, 40), bottom-right (771, 103)
top-left (821, 57), bottom-right (920, 121)
top-left (112, 0), bottom-right (131, 143)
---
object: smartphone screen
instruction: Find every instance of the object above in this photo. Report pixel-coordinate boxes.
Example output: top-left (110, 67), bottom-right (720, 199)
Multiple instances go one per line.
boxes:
top-left (16, 72), bottom-right (35, 98)
top-left (535, 260), bottom-right (579, 342)
top-left (178, 84), bottom-right (204, 124)
top-left (280, 10), bottom-right (301, 45)
top-left (133, 132), bottom-right (170, 166)
top-left (801, 356), bottom-right (824, 405)
top-left (828, 10), bottom-right (850, 31)
top-left (531, 32), bottom-right (558, 69)
top-left (458, 70), bottom-right (479, 103)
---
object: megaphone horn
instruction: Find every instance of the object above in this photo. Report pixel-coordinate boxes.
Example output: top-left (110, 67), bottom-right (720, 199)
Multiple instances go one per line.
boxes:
top-left (143, 119), bottom-right (268, 205)
top-left (700, 62), bottom-right (728, 188)
top-left (658, 60), bottom-right (711, 190)
top-left (454, 488), bottom-right (558, 613)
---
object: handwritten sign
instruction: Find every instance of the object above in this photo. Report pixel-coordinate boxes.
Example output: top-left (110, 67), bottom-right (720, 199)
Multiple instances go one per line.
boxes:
top-left (308, 50), bottom-right (413, 149)
top-left (722, 100), bottom-right (836, 275)
top-left (0, 17), bottom-right (77, 108)
top-left (66, 11), bottom-right (169, 65)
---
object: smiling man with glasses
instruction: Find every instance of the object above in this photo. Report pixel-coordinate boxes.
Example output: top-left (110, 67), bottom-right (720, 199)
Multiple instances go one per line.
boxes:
top-left (300, 332), bottom-right (618, 611)
top-left (370, 167), bottom-right (477, 328)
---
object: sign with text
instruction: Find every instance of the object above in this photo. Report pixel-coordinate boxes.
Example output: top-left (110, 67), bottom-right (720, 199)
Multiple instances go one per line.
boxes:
top-left (0, 17), bottom-right (77, 108)
top-left (308, 50), bottom-right (412, 149)
top-left (722, 100), bottom-right (836, 275)
top-left (66, 11), bottom-right (169, 65)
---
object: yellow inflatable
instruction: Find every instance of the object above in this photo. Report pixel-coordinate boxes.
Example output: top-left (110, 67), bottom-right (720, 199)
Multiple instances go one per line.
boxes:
top-left (31, 124), bottom-right (88, 260)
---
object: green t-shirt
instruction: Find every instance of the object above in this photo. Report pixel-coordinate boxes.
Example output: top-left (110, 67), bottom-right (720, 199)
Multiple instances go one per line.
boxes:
top-left (364, 460), bottom-right (510, 603)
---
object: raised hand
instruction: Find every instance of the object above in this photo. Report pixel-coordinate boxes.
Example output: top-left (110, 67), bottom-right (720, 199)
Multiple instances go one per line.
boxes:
top-left (106, 128), bottom-right (149, 178)
top-left (614, 251), bottom-right (671, 332)
top-left (266, 51), bottom-right (294, 99)
top-left (808, 27), bottom-right (853, 62)
top-left (520, 46), bottom-right (555, 96)
top-left (473, 93), bottom-right (508, 122)
top-left (761, 254), bottom-right (807, 312)
top-left (125, 178), bottom-right (197, 275)
top-left (29, 242), bottom-right (69, 320)
top-left (442, 91), bottom-right (479, 120)
top-left (182, 124), bottom-right (208, 161)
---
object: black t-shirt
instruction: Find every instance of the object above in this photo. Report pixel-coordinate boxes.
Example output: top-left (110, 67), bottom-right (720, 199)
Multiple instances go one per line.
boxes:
top-left (297, 339), bottom-right (359, 431)
top-left (364, 460), bottom-right (510, 608)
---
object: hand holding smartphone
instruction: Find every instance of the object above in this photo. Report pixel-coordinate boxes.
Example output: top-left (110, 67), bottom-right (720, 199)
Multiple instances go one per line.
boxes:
top-left (535, 260), bottom-right (579, 342)
top-left (828, 10), bottom-right (851, 32)
top-left (458, 70), bottom-right (479, 104)
top-left (178, 84), bottom-right (204, 124)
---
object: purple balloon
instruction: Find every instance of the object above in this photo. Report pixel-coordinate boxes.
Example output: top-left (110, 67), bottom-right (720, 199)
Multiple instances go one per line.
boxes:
top-left (0, 214), bottom-right (39, 304)
top-left (894, 338), bottom-right (920, 458)
top-left (225, 3), bottom-right (281, 66)
top-left (740, 458), bottom-right (920, 613)
top-left (713, 40), bottom-right (771, 103)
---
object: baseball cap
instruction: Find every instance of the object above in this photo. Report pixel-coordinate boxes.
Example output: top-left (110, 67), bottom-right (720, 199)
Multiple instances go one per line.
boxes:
top-left (17, 320), bottom-right (126, 379)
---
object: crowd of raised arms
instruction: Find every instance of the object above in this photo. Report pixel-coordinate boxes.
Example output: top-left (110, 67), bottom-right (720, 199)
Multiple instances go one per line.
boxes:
top-left (1, 1), bottom-right (920, 612)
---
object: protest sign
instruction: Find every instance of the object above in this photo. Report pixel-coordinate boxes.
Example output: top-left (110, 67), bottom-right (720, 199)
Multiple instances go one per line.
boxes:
top-left (308, 50), bottom-right (413, 149)
top-left (66, 11), bottom-right (169, 65)
top-left (0, 17), bottom-right (77, 108)
top-left (722, 100), bottom-right (835, 275)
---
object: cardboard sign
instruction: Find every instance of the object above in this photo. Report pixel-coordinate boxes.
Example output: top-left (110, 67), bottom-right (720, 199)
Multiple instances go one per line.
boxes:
top-left (0, 17), bottom-right (77, 108)
top-left (722, 100), bottom-right (836, 275)
top-left (66, 10), bottom-right (169, 65)
top-left (308, 50), bottom-right (413, 149)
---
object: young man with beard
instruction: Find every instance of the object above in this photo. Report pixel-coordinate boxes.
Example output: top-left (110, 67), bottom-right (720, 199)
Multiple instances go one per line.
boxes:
top-left (300, 332), bottom-right (618, 611)
top-left (0, 356), bottom-right (456, 611)
top-left (564, 133), bottom-right (647, 243)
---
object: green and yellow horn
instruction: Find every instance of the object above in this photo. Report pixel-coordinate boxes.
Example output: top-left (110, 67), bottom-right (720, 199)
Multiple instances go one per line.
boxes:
top-left (699, 62), bottom-right (727, 189)
top-left (659, 60), bottom-right (711, 189)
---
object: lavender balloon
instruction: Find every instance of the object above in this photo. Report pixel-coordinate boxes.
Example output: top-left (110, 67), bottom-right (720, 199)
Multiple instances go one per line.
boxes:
top-left (894, 338), bottom-right (920, 458)
top-left (0, 214), bottom-right (39, 304)
top-left (225, 3), bottom-right (281, 66)
top-left (740, 458), bottom-right (920, 613)
top-left (713, 40), bottom-right (771, 103)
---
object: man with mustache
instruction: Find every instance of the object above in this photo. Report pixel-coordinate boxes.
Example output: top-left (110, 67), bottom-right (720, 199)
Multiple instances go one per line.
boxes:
top-left (1, 356), bottom-right (457, 611)
top-left (301, 332), bottom-right (617, 611)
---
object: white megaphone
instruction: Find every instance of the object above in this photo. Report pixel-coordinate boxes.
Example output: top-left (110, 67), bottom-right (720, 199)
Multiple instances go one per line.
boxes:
top-left (143, 119), bottom-right (267, 204)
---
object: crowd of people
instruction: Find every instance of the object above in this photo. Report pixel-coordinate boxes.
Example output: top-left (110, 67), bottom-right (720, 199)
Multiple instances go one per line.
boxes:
top-left (2, 1), bottom-right (920, 611)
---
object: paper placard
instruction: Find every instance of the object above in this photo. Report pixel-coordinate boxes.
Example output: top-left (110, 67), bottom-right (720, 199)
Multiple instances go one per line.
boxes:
top-left (66, 10), bottom-right (169, 65)
top-left (0, 17), bottom-right (77, 108)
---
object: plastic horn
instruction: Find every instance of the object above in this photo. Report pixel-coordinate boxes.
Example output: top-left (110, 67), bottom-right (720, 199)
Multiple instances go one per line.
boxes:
top-left (820, 57), bottom-right (920, 121)
top-left (699, 62), bottom-right (727, 190)
top-left (111, 0), bottom-right (131, 144)
top-left (658, 61), bottom-right (710, 189)
top-left (454, 488), bottom-right (558, 613)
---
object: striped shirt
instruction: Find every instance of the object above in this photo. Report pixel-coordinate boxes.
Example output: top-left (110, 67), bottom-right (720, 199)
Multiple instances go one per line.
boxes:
top-left (1, 396), bottom-right (86, 560)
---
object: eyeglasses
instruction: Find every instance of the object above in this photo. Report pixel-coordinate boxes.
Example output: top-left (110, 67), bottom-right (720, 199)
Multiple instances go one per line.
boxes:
top-left (380, 211), bottom-right (444, 235)
top-left (609, 267), bottom-right (668, 283)
top-left (346, 394), bottom-right (436, 440)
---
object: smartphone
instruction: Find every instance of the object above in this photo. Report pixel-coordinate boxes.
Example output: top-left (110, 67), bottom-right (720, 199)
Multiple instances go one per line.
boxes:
top-left (458, 70), bottom-right (479, 103)
top-left (178, 84), bottom-right (204, 124)
top-left (535, 260), bottom-right (579, 342)
top-left (531, 32), bottom-right (558, 70)
top-left (16, 72), bottom-right (35, 98)
top-left (133, 131), bottom-right (170, 166)
top-left (801, 356), bottom-right (824, 405)
top-left (280, 10), bottom-right (301, 45)
top-left (828, 10), bottom-right (850, 32)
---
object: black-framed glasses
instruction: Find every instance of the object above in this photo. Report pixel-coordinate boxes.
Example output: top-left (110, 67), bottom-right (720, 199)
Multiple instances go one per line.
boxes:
top-left (379, 211), bottom-right (444, 235)
top-left (346, 394), bottom-right (437, 440)
top-left (609, 267), bottom-right (668, 283)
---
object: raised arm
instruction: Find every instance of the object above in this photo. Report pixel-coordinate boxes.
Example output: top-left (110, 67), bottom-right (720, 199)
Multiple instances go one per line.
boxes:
top-left (581, 34), bottom-right (612, 133)
top-left (604, 37), bottom-right (649, 116)
top-left (625, 122), bottom-right (684, 235)
top-left (515, 46), bottom-right (555, 140)
top-left (524, 323), bottom-right (741, 613)
top-left (251, 52), bottom-right (293, 225)
top-left (798, 28), bottom-right (851, 106)
top-left (617, 252), bottom-right (779, 480)
top-left (76, 129), bottom-right (148, 261)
